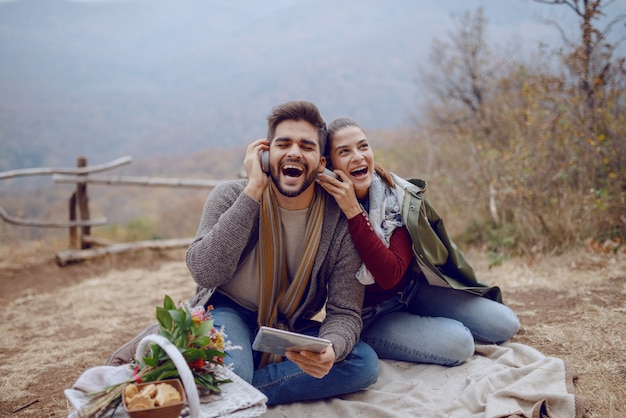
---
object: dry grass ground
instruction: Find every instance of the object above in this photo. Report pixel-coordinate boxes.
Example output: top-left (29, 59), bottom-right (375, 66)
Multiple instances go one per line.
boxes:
top-left (0, 243), bottom-right (624, 417)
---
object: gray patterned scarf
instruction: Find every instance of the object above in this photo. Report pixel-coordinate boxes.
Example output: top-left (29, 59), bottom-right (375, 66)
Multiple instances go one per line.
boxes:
top-left (356, 173), bottom-right (404, 285)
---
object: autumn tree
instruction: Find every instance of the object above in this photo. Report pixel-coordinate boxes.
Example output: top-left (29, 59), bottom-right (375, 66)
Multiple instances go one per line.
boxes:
top-left (533, 0), bottom-right (626, 245)
top-left (413, 3), bottom-right (625, 256)
top-left (534, 0), bottom-right (625, 115)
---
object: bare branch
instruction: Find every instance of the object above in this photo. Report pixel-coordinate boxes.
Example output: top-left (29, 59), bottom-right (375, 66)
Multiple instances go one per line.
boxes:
top-left (533, 0), bottom-right (584, 17)
top-left (599, 13), bottom-right (626, 44)
top-left (598, 0), bottom-right (618, 11)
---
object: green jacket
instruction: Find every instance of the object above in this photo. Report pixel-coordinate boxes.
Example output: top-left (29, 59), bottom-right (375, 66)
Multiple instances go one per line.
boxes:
top-left (393, 175), bottom-right (503, 303)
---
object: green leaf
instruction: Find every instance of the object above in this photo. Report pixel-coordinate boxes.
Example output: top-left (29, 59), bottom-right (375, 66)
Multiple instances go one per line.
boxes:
top-left (190, 336), bottom-right (212, 348)
top-left (156, 370), bottom-right (179, 380)
top-left (196, 377), bottom-right (223, 393)
top-left (194, 319), bottom-right (214, 337)
top-left (194, 373), bottom-right (214, 385)
top-left (158, 329), bottom-right (173, 341)
top-left (169, 309), bottom-right (184, 325)
top-left (141, 361), bottom-right (178, 383)
top-left (156, 307), bottom-right (173, 330)
top-left (183, 347), bottom-right (205, 362)
top-left (143, 357), bottom-right (159, 367)
top-left (203, 349), bottom-right (226, 359)
top-left (173, 332), bottom-right (187, 348)
top-left (194, 372), bottom-right (230, 393)
top-left (176, 306), bottom-right (193, 329)
top-left (163, 295), bottom-right (176, 310)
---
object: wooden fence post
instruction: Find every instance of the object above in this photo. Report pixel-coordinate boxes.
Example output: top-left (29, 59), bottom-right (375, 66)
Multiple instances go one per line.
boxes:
top-left (76, 157), bottom-right (91, 249)
top-left (69, 192), bottom-right (78, 249)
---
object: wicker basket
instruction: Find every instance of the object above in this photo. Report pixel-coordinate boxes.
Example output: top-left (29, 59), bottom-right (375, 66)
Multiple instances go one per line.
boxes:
top-left (133, 335), bottom-right (202, 418)
top-left (122, 379), bottom-right (185, 418)
top-left (65, 333), bottom-right (267, 417)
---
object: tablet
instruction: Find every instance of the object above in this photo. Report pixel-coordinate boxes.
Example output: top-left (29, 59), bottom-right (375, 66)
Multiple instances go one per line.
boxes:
top-left (252, 326), bottom-right (332, 356)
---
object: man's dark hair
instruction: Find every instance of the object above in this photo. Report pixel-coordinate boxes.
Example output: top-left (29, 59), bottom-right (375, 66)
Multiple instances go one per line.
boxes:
top-left (267, 101), bottom-right (327, 153)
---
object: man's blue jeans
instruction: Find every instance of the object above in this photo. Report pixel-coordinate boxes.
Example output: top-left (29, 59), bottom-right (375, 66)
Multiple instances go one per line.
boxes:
top-left (210, 293), bottom-right (379, 405)
top-left (361, 278), bottom-right (520, 366)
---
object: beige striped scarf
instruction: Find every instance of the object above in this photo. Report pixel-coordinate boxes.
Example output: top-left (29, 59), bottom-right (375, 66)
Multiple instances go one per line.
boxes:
top-left (257, 185), bottom-right (325, 365)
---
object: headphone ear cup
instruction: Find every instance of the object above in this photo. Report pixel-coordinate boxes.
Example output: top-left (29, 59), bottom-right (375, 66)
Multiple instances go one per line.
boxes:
top-left (323, 168), bottom-right (341, 181)
top-left (259, 150), bottom-right (270, 174)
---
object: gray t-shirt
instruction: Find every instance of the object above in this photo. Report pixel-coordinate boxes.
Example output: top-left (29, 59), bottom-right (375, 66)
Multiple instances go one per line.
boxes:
top-left (218, 207), bottom-right (307, 311)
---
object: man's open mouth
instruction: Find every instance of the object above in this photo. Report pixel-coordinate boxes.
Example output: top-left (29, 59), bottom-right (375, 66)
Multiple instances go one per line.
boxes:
top-left (282, 164), bottom-right (304, 178)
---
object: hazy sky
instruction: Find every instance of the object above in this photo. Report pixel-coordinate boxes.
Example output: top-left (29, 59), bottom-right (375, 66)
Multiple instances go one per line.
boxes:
top-left (2, 0), bottom-right (624, 48)
top-left (1, 0), bottom-right (624, 166)
top-left (3, 0), bottom-right (624, 69)
top-left (82, 0), bottom-right (622, 60)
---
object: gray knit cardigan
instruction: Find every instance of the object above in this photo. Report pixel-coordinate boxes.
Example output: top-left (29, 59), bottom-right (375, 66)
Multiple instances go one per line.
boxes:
top-left (186, 179), bottom-right (364, 362)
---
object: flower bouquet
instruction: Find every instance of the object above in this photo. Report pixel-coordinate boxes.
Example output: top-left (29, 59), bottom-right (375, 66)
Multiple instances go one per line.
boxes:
top-left (77, 295), bottom-right (232, 417)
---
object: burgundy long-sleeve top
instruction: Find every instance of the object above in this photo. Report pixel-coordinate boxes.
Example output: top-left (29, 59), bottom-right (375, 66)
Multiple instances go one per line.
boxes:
top-left (347, 211), bottom-right (415, 307)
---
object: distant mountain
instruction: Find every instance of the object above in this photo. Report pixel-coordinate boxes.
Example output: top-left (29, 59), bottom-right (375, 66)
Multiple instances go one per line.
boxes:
top-left (4, 0), bottom-right (596, 172)
top-left (0, 0), bottom-right (441, 170)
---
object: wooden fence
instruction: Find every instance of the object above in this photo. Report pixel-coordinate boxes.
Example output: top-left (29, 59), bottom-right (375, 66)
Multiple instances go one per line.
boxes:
top-left (0, 156), bottom-right (226, 266)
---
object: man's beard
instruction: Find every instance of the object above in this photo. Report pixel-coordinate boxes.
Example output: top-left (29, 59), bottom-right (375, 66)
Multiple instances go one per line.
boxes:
top-left (270, 166), bottom-right (318, 197)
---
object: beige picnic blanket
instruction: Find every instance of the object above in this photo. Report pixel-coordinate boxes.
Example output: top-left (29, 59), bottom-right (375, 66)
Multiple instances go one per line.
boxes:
top-left (265, 342), bottom-right (583, 418)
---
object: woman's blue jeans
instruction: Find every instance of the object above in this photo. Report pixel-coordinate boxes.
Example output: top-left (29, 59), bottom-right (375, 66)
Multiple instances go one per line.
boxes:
top-left (360, 279), bottom-right (520, 366)
top-left (209, 293), bottom-right (379, 405)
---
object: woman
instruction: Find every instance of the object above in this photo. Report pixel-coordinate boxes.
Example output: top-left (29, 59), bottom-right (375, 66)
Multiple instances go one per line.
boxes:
top-left (316, 117), bottom-right (519, 366)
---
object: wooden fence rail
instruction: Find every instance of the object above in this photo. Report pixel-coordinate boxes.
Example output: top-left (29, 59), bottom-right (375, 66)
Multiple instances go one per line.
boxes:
top-left (1, 156), bottom-right (224, 266)
top-left (53, 174), bottom-right (225, 188)
top-left (55, 238), bottom-right (195, 266)
top-left (0, 206), bottom-right (107, 228)
top-left (0, 156), bottom-right (132, 180)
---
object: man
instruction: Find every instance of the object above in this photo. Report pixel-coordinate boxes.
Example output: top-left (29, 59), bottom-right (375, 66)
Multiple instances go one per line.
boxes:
top-left (185, 100), bottom-right (378, 405)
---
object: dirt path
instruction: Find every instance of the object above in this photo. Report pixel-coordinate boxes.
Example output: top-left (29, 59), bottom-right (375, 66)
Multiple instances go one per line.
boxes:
top-left (0, 247), bottom-right (624, 417)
